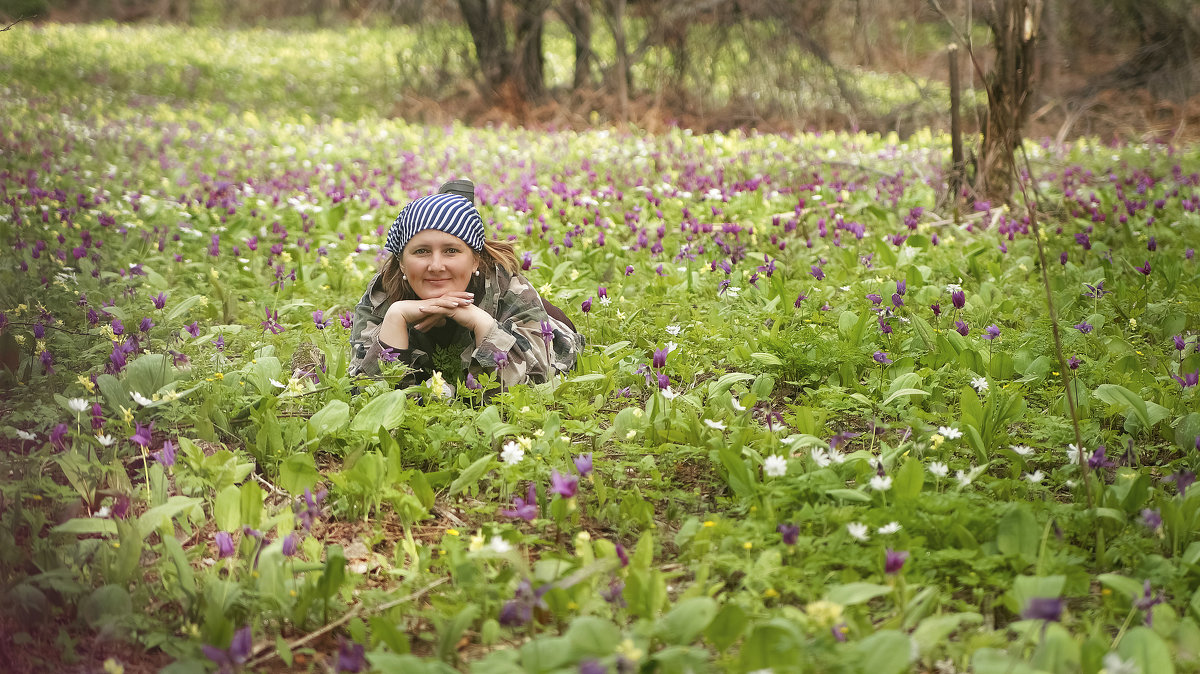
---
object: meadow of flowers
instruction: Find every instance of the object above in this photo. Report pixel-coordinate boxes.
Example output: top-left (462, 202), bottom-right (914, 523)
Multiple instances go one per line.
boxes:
top-left (2, 24), bottom-right (1200, 674)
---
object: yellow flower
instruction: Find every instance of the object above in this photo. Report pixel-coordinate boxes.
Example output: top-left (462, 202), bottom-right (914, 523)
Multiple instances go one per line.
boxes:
top-left (930, 434), bottom-right (945, 449)
top-left (517, 436), bottom-right (533, 451)
top-left (539, 283), bottom-right (553, 295)
top-left (469, 534), bottom-right (485, 552)
top-left (78, 375), bottom-right (96, 393)
top-left (743, 541), bottom-right (753, 550)
top-left (214, 372), bottom-right (224, 380)
top-left (703, 520), bottom-right (716, 528)
top-left (616, 638), bottom-right (644, 662)
top-left (1129, 319), bottom-right (1137, 328)
top-left (764, 588), bottom-right (779, 598)
top-left (446, 529), bottom-right (459, 536)
top-left (120, 406), bottom-right (134, 423)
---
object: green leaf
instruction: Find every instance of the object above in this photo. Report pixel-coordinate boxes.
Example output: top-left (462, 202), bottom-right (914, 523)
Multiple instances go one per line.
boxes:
top-left (882, 387), bottom-right (929, 406)
top-left (749, 352), bottom-right (782, 367)
top-left (519, 635), bottom-right (572, 673)
top-left (825, 488), bottom-right (872, 503)
top-left (1098, 574), bottom-right (1144, 606)
top-left (706, 372), bottom-right (755, 397)
top-left (1008, 575), bottom-right (1065, 616)
top-left (50, 518), bottom-right (117, 537)
top-left (213, 485), bottom-right (241, 531)
top-left (657, 597), bottom-right (717, 645)
top-left (1093, 384), bottom-right (1152, 428)
top-left (138, 495), bottom-right (203, 539)
top-left (971, 648), bottom-right (1043, 674)
top-left (996, 504), bottom-right (1039, 563)
top-left (893, 456), bottom-right (925, 501)
top-left (565, 616), bottom-right (620, 656)
top-left (448, 454), bottom-right (494, 496)
top-left (824, 582), bottom-right (893, 606)
top-left (307, 399), bottom-right (350, 440)
top-left (79, 585), bottom-right (132, 629)
top-left (279, 453), bottom-right (321, 495)
top-left (912, 613), bottom-right (982, 657)
top-left (165, 294), bottom-right (206, 322)
top-left (1175, 413), bottom-right (1200, 450)
top-left (1117, 627), bottom-right (1174, 674)
top-left (704, 602), bottom-right (748, 652)
top-left (350, 389), bottom-right (407, 432)
top-left (853, 629), bottom-right (913, 674)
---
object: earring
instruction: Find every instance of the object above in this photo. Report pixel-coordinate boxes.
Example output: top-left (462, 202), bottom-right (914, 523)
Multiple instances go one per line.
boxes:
top-left (402, 273), bottom-right (408, 281)
top-left (473, 269), bottom-right (481, 277)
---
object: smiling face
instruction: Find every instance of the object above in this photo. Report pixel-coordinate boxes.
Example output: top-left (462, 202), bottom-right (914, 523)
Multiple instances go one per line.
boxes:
top-left (399, 229), bottom-right (479, 299)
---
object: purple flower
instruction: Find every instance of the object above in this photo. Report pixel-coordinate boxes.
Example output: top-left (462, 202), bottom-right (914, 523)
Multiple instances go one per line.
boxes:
top-left (831, 622), bottom-right (848, 642)
top-left (955, 320), bottom-right (969, 336)
top-left (339, 311), bottom-right (354, 329)
top-left (574, 453), bottom-right (594, 476)
top-left (891, 293), bottom-right (904, 308)
top-left (112, 494), bottom-right (130, 520)
top-left (1088, 446), bottom-right (1116, 469)
top-left (878, 315), bottom-right (893, 335)
top-left (895, 280), bottom-right (906, 296)
top-left (1073, 321), bottom-right (1093, 334)
top-left (866, 293), bottom-right (882, 305)
top-left (983, 324), bottom-right (1001, 341)
top-left (494, 351), bottom-right (509, 369)
top-left (312, 310), bottom-right (331, 330)
top-left (1173, 370), bottom-right (1199, 388)
top-left (580, 659), bottom-right (607, 674)
top-left (282, 532), bottom-right (300, 557)
top-left (550, 469), bottom-right (579, 499)
top-left (1082, 281), bottom-right (1109, 299)
top-left (614, 542), bottom-right (629, 567)
top-left (185, 321), bottom-right (201, 338)
top-left (600, 578), bottom-right (626, 607)
top-left (202, 626), bottom-right (253, 672)
top-left (1022, 597), bottom-right (1062, 622)
top-left (500, 482), bottom-right (538, 522)
top-left (582, 298), bottom-right (592, 313)
top-left (652, 347), bottom-right (668, 369)
top-left (540, 320), bottom-right (554, 349)
top-left (1068, 356), bottom-right (1082, 369)
top-left (931, 303), bottom-right (942, 317)
top-left (777, 523), bottom-right (800, 545)
top-left (465, 372), bottom-right (481, 391)
top-left (1167, 469), bottom-right (1196, 496)
top-left (130, 422), bottom-right (153, 448)
top-left (625, 265), bottom-right (634, 276)
top-left (294, 488), bottom-right (326, 531)
top-left (810, 265), bottom-right (825, 281)
top-left (794, 292), bottom-right (807, 308)
top-left (50, 423), bottom-right (70, 451)
top-left (215, 531), bottom-right (235, 559)
top-left (1134, 580), bottom-right (1165, 626)
top-left (499, 579), bottom-right (547, 627)
top-left (873, 350), bottom-right (892, 365)
top-left (1140, 508), bottom-right (1162, 529)
top-left (1147, 237), bottom-right (1157, 251)
top-left (112, 318), bottom-right (125, 336)
top-left (334, 638), bottom-right (368, 673)
top-left (151, 292), bottom-right (167, 310)
top-left (154, 440), bottom-right (177, 467)
top-left (521, 252), bottom-right (533, 271)
top-left (656, 372), bottom-right (670, 390)
top-left (884, 548), bottom-right (909, 574)
top-left (213, 334), bottom-right (226, 351)
top-left (1136, 260), bottom-right (1152, 275)
top-left (1175, 335), bottom-right (1187, 351)
top-left (261, 307), bottom-right (284, 335)
top-left (951, 290), bottom-right (966, 309)
top-left (139, 317), bottom-right (154, 333)
top-left (597, 286), bottom-right (607, 299)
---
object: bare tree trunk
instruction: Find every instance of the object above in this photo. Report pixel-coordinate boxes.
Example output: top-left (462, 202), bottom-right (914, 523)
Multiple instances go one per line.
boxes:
top-left (457, 0), bottom-right (512, 96)
top-left (513, 0), bottom-right (550, 101)
top-left (978, 0), bottom-right (1041, 203)
top-left (559, 0), bottom-right (592, 90)
top-left (603, 0), bottom-right (629, 122)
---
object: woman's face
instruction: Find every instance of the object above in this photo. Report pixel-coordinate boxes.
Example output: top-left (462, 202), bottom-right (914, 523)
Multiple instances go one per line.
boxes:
top-left (400, 229), bottom-right (478, 299)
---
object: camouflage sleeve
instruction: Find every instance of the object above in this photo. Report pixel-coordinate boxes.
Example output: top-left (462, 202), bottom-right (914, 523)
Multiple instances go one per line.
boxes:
top-left (468, 274), bottom-right (584, 386)
top-left (348, 275), bottom-right (385, 378)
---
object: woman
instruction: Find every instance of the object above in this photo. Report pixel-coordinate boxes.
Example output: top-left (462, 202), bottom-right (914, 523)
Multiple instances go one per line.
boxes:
top-left (349, 187), bottom-right (583, 389)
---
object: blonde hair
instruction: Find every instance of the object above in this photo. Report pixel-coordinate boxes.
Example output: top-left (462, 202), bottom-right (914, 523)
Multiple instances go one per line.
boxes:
top-left (379, 238), bottom-right (521, 302)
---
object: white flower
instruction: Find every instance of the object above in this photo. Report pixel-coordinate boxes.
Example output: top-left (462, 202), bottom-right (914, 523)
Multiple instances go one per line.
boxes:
top-left (828, 449), bottom-right (846, 464)
top-left (877, 521), bottom-right (902, 535)
top-left (938, 426), bottom-right (963, 439)
top-left (96, 433), bottom-right (115, 447)
top-left (1101, 653), bottom-right (1139, 674)
top-left (971, 376), bottom-right (989, 393)
top-left (67, 398), bottom-right (89, 413)
top-left (661, 387), bottom-right (679, 400)
top-left (599, 295), bottom-right (612, 306)
top-left (811, 448), bottom-right (832, 468)
top-left (488, 537), bottom-right (513, 554)
top-left (500, 441), bottom-right (525, 465)
top-left (763, 455), bottom-right (788, 477)
top-left (731, 397), bottom-right (746, 412)
top-left (847, 522), bottom-right (870, 541)
top-left (869, 475), bottom-right (893, 491)
top-left (928, 461), bottom-right (949, 478)
top-left (666, 341), bottom-right (679, 353)
top-left (1009, 444), bottom-right (1034, 456)
top-left (130, 391), bottom-right (154, 406)
top-left (1024, 470), bottom-right (1045, 484)
top-left (92, 506), bottom-right (111, 519)
top-left (269, 378), bottom-right (287, 389)
top-left (956, 466), bottom-right (984, 487)
top-left (16, 429), bottom-right (36, 441)
top-left (1065, 444), bottom-right (1087, 465)
top-left (665, 324), bottom-right (682, 336)
top-left (703, 419), bottom-right (726, 430)
top-left (725, 286), bottom-right (741, 297)
top-left (946, 283), bottom-right (963, 293)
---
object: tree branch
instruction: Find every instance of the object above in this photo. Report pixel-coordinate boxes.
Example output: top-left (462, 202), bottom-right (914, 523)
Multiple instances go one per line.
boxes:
top-left (2, 15), bottom-right (33, 31)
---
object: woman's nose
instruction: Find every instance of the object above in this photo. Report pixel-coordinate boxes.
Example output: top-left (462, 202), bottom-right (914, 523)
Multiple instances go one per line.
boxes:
top-left (428, 254), bottom-right (445, 270)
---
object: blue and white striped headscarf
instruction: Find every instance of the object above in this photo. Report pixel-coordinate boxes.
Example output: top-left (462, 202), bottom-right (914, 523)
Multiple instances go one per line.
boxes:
top-left (384, 193), bottom-right (485, 255)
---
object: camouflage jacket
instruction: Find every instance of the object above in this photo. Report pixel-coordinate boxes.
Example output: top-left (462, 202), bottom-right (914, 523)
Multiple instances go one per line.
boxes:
top-left (349, 265), bottom-right (584, 388)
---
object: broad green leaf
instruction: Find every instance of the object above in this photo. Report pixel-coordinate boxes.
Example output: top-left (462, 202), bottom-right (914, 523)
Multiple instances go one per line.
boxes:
top-left (307, 399), bottom-right (350, 440)
top-left (279, 453), bottom-right (321, 495)
top-left (350, 389), bottom-right (407, 432)
top-left (51, 518), bottom-right (118, 536)
top-left (706, 372), bottom-right (755, 397)
top-left (565, 616), bottom-right (620, 656)
top-left (893, 456), bottom-right (925, 501)
top-left (971, 648), bottom-right (1043, 674)
top-left (749, 352), bottom-right (782, 367)
top-left (519, 635), bottom-right (572, 673)
top-left (1093, 384), bottom-right (1152, 428)
top-left (1098, 574), bottom-right (1145, 606)
top-left (912, 613), bottom-right (982, 656)
top-left (824, 582), bottom-right (892, 606)
top-left (1117, 627), bottom-right (1174, 674)
top-left (996, 504), bottom-right (1039, 563)
top-left (1175, 413), bottom-right (1200, 450)
top-left (1008, 575), bottom-right (1064, 616)
top-left (853, 629), bottom-right (913, 674)
top-left (657, 597), bottom-right (717, 645)
top-left (448, 454), bottom-right (494, 496)
top-left (213, 485), bottom-right (240, 531)
top-left (704, 602), bottom-right (748, 652)
top-left (825, 488), bottom-right (872, 503)
top-left (882, 387), bottom-right (929, 406)
top-left (79, 585), bottom-right (132, 629)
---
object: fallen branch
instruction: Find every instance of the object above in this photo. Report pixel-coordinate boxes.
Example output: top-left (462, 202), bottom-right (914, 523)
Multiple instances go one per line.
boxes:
top-left (2, 16), bottom-right (32, 31)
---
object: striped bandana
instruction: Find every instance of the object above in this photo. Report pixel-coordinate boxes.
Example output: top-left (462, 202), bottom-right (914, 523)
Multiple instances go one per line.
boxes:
top-left (384, 193), bottom-right (485, 255)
